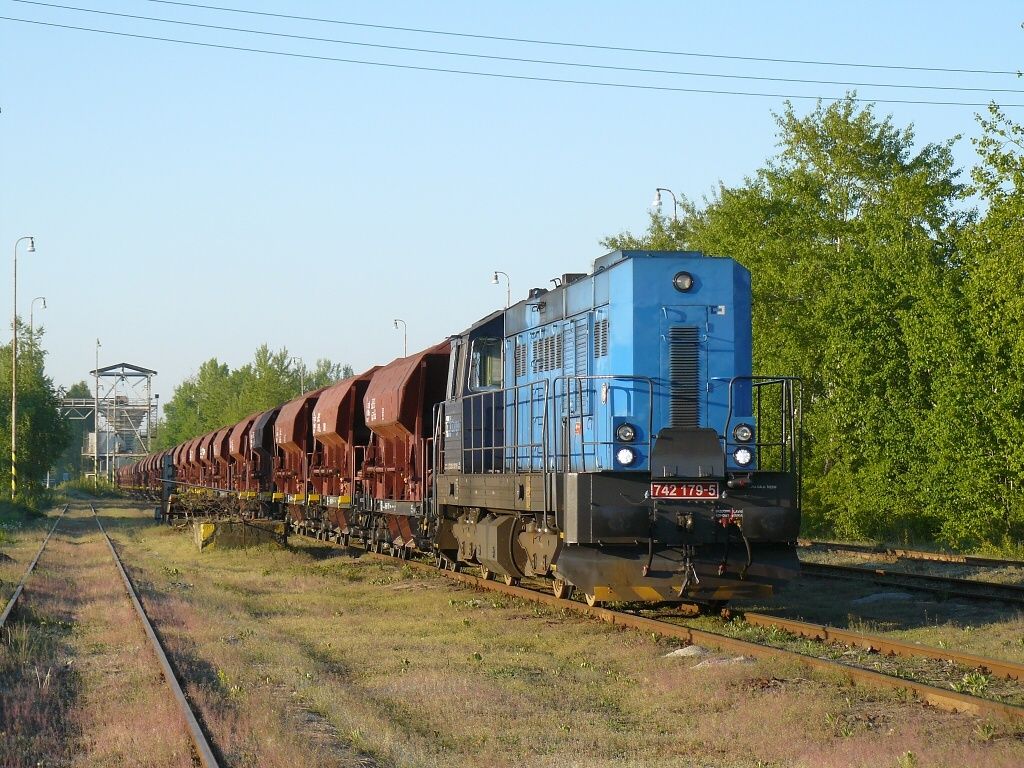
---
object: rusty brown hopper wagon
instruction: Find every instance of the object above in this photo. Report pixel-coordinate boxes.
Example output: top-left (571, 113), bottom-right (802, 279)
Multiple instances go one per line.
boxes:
top-left (309, 367), bottom-right (379, 532)
top-left (362, 341), bottom-right (450, 551)
top-left (228, 413), bottom-right (259, 493)
top-left (273, 389), bottom-right (326, 505)
top-left (209, 425), bottom-right (232, 491)
top-left (249, 408), bottom-right (280, 493)
top-left (197, 430), bottom-right (217, 487)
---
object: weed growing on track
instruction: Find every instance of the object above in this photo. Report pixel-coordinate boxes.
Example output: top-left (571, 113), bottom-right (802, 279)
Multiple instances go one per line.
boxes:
top-left (0, 591), bottom-right (81, 767)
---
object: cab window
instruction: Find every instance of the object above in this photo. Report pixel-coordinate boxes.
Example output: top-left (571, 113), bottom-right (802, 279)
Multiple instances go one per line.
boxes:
top-left (469, 337), bottom-right (502, 391)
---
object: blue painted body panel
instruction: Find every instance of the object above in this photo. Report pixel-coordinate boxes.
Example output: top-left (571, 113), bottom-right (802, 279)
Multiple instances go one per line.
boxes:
top-left (500, 251), bottom-right (755, 474)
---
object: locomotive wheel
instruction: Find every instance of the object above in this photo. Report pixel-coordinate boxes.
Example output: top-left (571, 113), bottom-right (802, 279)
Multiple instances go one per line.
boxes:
top-left (447, 559), bottom-right (461, 573)
top-left (502, 574), bottom-right (520, 587)
top-left (435, 553), bottom-right (445, 569)
top-left (551, 579), bottom-right (574, 600)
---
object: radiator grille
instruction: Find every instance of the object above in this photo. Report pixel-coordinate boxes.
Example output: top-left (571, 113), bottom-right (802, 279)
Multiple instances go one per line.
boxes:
top-left (594, 318), bottom-right (609, 358)
top-left (668, 327), bottom-right (700, 428)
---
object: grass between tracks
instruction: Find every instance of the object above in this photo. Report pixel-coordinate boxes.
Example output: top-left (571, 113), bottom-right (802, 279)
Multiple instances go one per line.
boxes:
top-left (766, 550), bottom-right (1024, 666)
top-left (87, 501), bottom-right (1024, 768)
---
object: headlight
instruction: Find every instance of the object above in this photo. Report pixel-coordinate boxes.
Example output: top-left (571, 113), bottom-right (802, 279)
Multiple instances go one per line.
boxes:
top-left (615, 423), bottom-right (637, 442)
top-left (616, 447), bottom-right (637, 466)
top-left (732, 423), bottom-right (754, 443)
top-left (733, 447), bottom-right (753, 466)
top-left (672, 271), bottom-right (694, 292)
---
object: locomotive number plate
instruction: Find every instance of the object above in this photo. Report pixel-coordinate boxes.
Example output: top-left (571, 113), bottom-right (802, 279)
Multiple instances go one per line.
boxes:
top-left (651, 481), bottom-right (720, 500)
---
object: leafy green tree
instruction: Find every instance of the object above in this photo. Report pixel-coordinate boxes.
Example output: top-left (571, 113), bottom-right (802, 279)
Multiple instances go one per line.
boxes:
top-left (607, 97), bottom-right (969, 542)
top-left (53, 380), bottom-right (92, 480)
top-left (931, 106), bottom-right (1024, 546)
top-left (0, 323), bottom-right (71, 505)
top-left (157, 345), bottom-right (352, 448)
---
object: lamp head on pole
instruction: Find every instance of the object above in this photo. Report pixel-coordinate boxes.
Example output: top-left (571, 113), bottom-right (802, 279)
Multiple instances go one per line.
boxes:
top-left (651, 189), bottom-right (662, 213)
top-left (26, 237), bottom-right (35, 253)
top-left (41, 298), bottom-right (47, 309)
top-left (393, 319), bottom-right (399, 329)
top-left (491, 272), bottom-right (499, 285)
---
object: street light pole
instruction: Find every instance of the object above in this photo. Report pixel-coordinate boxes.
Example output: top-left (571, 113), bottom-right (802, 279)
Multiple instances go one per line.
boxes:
top-left (11, 236), bottom-right (35, 502)
top-left (652, 188), bottom-right (680, 222)
top-left (393, 319), bottom-right (407, 357)
top-left (491, 271), bottom-right (511, 309)
top-left (29, 296), bottom-right (46, 338)
top-left (94, 338), bottom-right (101, 488)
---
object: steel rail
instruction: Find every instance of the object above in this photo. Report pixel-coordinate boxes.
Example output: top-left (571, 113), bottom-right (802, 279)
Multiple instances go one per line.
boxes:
top-left (800, 561), bottom-right (1024, 605)
top-left (800, 539), bottom-right (1024, 569)
top-left (0, 503), bottom-right (68, 630)
top-left (741, 612), bottom-right (1024, 682)
top-left (356, 548), bottom-right (1024, 722)
top-left (90, 504), bottom-right (220, 768)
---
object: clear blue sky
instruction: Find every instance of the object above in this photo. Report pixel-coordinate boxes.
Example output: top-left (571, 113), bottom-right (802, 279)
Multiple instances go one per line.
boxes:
top-left (1, 1), bottom-right (1021, 400)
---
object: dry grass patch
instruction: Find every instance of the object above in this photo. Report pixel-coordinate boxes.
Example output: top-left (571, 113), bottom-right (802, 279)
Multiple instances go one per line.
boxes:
top-left (94, 503), bottom-right (1024, 768)
top-left (1, 505), bottom-right (195, 767)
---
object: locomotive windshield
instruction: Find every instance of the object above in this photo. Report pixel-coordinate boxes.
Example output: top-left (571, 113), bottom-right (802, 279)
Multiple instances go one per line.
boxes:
top-left (468, 337), bottom-right (502, 391)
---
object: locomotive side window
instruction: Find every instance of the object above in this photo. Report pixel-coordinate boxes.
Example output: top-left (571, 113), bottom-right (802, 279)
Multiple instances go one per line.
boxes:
top-left (469, 337), bottom-right (502, 391)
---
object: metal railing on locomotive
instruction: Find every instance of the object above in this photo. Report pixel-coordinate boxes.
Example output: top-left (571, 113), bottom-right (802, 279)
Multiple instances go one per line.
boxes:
top-left (432, 379), bottom-right (553, 527)
top-left (553, 375), bottom-right (656, 474)
top-left (720, 376), bottom-right (802, 487)
top-left (435, 374), bottom-right (798, 494)
top-left (434, 376), bottom-right (660, 532)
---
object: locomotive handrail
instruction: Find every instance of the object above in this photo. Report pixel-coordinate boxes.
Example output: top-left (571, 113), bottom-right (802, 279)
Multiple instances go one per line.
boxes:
top-left (717, 375), bottom-right (802, 491)
top-left (435, 378), bottom-right (554, 519)
top-left (552, 374), bottom-right (656, 474)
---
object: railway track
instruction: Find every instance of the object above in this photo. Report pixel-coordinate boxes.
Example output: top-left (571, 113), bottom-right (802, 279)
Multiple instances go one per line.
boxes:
top-left (321, 535), bottom-right (1024, 722)
top-left (801, 539), bottom-right (1024, 569)
top-left (1, 502), bottom-right (220, 767)
top-left (799, 560), bottom-right (1024, 606)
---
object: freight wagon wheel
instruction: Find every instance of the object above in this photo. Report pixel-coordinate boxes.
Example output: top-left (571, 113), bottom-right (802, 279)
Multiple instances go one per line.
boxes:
top-left (435, 553), bottom-right (445, 569)
top-left (480, 568), bottom-right (494, 581)
top-left (502, 575), bottom-right (520, 587)
top-left (583, 592), bottom-right (601, 608)
top-left (551, 579), bottom-right (574, 600)
top-left (447, 559), bottom-right (461, 573)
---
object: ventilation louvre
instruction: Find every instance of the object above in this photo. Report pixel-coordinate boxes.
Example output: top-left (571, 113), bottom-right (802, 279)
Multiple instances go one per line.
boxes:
top-left (668, 327), bottom-right (700, 428)
top-left (514, 342), bottom-right (527, 377)
top-left (594, 318), bottom-right (609, 358)
top-left (531, 334), bottom-right (564, 373)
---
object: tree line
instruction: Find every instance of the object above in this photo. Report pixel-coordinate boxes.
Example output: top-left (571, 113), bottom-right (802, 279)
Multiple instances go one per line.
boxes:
top-left (0, 327), bottom-right (70, 508)
top-left (604, 98), bottom-right (1024, 548)
top-left (156, 345), bottom-right (352, 449)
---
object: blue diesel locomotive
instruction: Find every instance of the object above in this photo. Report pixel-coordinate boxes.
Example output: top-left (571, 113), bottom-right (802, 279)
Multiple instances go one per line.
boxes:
top-left (437, 250), bottom-right (801, 605)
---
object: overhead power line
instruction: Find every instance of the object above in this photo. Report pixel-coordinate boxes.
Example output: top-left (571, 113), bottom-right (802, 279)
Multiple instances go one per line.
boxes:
top-left (10, 0), bottom-right (1024, 95)
top-left (139, 0), bottom-right (1021, 78)
top-left (1, 15), bottom-right (1020, 108)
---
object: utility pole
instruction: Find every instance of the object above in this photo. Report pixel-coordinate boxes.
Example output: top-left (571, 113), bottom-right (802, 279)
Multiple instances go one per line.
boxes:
top-left (94, 338), bottom-right (100, 487)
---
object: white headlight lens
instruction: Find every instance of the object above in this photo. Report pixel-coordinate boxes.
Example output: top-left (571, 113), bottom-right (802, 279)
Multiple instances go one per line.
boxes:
top-left (672, 271), bottom-right (694, 292)
top-left (615, 423), bottom-right (637, 442)
top-left (733, 447), bottom-right (753, 466)
top-left (732, 423), bottom-right (754, 443)
top-left (616, 447), bottom-right (636, 466)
